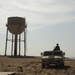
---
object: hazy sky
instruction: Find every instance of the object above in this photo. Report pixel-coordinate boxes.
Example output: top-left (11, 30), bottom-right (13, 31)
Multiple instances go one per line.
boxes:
top-left (0, 0), bottom-right (75, 57)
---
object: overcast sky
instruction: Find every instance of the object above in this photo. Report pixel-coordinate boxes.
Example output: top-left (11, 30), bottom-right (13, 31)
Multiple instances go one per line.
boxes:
top-left (0, 0), bottom-right (75, 57)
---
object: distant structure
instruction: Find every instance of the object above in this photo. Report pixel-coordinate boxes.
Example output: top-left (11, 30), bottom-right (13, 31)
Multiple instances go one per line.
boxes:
top-left (5, 17), bottom-right (27, 56)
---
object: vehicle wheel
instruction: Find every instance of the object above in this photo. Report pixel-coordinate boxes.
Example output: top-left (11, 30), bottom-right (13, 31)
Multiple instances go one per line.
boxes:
top-left (47, 63), bottom-right (50, 68)
top-left (42, 63), bottom-right (45, 68)
top-left (62, 63), bottom-right (64, 67)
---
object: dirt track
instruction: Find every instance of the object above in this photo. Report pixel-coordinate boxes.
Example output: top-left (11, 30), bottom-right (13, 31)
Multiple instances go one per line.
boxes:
top-left (0, 56), bottom-right (75, 75)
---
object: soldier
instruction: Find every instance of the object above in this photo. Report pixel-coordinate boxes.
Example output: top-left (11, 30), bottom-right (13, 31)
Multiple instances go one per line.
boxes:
top-left (53, 43), bottom-right (60, 51)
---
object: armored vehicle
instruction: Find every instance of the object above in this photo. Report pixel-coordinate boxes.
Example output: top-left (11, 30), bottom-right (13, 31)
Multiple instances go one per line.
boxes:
top-left (41, 50), bottom-right (65, 68)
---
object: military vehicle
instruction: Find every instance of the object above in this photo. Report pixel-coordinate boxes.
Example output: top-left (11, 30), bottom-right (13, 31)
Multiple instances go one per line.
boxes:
top-left (41, 50), bottom-right (65, 68)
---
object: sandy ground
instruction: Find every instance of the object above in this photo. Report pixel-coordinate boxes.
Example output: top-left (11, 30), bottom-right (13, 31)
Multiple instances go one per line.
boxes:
top-left (0, 56), bottom-right (75, 75)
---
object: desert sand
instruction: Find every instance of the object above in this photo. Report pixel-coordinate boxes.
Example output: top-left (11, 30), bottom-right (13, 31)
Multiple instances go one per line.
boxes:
top-left (0, 56), bottom-right (75, 75)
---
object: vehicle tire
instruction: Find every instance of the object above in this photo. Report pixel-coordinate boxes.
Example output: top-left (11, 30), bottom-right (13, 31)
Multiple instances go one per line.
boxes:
top-left (42, 63), bottom-right (45, 68)
top-left (62, 63), bottom-right (64, 67)
top-left (47, 63), bottom-right (50, 68)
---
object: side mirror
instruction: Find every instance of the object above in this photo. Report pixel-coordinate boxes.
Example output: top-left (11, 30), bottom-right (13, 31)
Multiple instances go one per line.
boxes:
top-left (63, 52), bottom-right (65, 55)
top-left (41, 52), bottom-right (43, 55)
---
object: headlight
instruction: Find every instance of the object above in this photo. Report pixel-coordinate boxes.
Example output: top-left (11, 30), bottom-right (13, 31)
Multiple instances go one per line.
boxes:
top-left (54, 56), bottom-right (62, 58)
top-left (42, 56), bottom-right (48, 58)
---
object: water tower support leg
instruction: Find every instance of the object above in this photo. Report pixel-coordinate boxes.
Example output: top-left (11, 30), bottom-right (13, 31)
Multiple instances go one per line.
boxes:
top-left (24, 30), bottom-right (26, 56)
top-left (14, 35), bottom-right (17, 56)
top-left (11, 34), bottom-right (13, 56)
top-left (19, 34), bottom-right (21, 56)
top-left (5, 28), bottom-right (8, 56)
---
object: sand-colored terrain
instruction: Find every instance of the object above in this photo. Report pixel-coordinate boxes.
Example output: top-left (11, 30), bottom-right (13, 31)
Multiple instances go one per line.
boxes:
top-left (0, 56), bottom-right (75, 75)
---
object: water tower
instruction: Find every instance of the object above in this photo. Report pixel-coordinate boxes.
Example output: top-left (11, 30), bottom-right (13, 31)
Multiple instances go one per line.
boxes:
top-left (5, 17), bottom-right (27, 56)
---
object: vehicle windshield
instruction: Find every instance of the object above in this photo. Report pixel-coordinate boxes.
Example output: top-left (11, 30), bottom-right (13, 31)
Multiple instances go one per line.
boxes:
top-left (43, 51), bottom-right (53, 56)
top-left (43, 51), bottom-right (62, 56)
top-left (53, 51), bottom-right (62, 56)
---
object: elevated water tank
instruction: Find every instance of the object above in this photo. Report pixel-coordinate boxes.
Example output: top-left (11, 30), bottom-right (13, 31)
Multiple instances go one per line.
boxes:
top-left (7, 17), bottom-right (26, 34)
